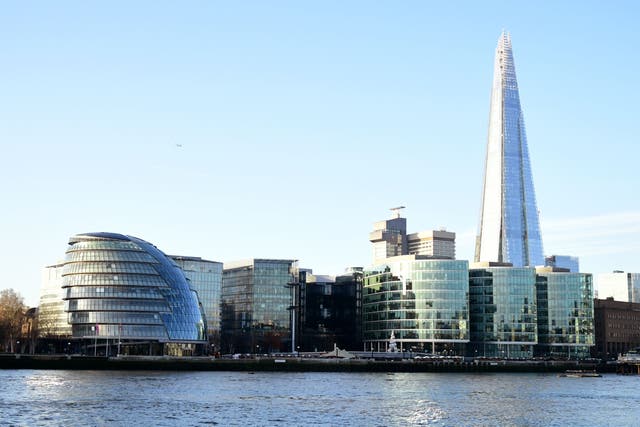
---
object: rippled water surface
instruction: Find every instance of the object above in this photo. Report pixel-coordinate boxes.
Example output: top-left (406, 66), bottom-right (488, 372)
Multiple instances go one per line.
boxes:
top-left (0, 370), bottom-right (637, 426)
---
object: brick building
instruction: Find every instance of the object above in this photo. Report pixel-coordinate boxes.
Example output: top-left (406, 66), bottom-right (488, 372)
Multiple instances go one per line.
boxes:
top-left (593, 298), bottom-right (640, 360)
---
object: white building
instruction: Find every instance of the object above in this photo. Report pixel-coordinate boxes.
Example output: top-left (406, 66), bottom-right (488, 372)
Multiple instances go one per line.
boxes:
top-left (596, 271), bottom-right (640, 302)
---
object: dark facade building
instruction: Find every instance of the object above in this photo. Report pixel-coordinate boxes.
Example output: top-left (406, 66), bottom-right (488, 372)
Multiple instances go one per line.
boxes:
top-left (593, 298), bottom-right (640, 360)
top-left (61, 232), bottom-right (207, 356)
top-left (221, 259), bottom-right (297, 354)
top-left (294, 268), bottom-right (362, 352)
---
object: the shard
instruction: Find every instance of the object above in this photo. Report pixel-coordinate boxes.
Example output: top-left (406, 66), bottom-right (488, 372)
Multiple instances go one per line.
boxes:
top-left (475, 31), bottom-right (544, 267)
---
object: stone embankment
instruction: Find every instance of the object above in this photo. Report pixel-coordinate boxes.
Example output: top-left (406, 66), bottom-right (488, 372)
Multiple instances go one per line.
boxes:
top-left (0, 354), bottom-right (611, 373)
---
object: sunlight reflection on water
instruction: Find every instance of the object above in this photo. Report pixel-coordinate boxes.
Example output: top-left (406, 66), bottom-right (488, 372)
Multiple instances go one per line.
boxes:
top-left (0, 370), bottom-right (638, 426)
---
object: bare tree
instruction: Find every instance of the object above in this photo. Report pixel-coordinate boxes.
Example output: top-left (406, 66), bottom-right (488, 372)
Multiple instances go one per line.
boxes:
top-left (0, 289), bottom-right (26, 352)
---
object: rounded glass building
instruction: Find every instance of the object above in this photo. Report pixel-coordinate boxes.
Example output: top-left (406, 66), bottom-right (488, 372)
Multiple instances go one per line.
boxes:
top-left (61, 232), bottom-right (206, 356)
top-left (363, 256), bottom-right (469, 355)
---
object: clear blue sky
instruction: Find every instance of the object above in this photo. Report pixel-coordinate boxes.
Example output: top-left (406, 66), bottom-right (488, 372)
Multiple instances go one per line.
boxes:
top-left (1, 1), bottom-right (639, 306)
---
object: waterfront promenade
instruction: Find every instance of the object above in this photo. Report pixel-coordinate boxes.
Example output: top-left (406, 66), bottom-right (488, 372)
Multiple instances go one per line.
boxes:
top-left (0, 353), bottom-right (608, 373)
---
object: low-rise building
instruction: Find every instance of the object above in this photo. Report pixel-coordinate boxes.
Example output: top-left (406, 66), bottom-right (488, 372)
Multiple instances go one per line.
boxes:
top-left (593, 298), bottom-right (640, 360)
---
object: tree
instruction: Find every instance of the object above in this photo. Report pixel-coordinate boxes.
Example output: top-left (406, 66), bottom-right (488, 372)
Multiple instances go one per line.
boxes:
top-left (0, 289), bottom-right (27, 352)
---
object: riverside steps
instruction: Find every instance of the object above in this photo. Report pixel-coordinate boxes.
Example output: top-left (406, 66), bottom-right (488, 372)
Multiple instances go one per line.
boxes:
top-left (0, 354), bottom-right (610, 373)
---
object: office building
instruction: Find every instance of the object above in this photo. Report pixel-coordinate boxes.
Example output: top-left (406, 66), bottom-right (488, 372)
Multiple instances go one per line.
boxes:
top-left (221, 259), bottom-right (298, 354)
top-left (362, 256), bottom-right (469, 354)
top-left (469, 263), bottom-right (537, 358)
top-left (535, 267), bottom-right (594, 359)
top-left (171, 255), bottom-right (223, 348)
top-left (593, 298), bottom-right (640, 360)
top-left (545, 255), bottom-right (580, 273)
top-left (60, 232), bottom-right (207, 356)
top-left (475, 31), bottom-right (544, 267)
top-left (370, 208), bottom-right (456, 265)
top-left (407, 230), bottom-right (456, 259)
top-left (294, 268), bottom-right (362, 352)
top-left (596, 271), bottom-right (640, 303)
top-left (38, 262), bottom-right (72, 339)
top-left (370, 210), bottom-right (407, 263)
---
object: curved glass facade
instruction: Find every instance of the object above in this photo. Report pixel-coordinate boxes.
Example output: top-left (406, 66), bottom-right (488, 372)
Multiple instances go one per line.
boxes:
top-left (61, 232), bottom-right (206, 348)
top-left (363, 257), bottom-right (469, 354)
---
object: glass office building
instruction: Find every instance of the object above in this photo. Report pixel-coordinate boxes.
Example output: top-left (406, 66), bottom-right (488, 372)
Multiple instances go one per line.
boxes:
top-left (221, 259), bottom-right (298, 354)
top-left (362, 256), bottom-right (469, 354)
top-left (171, 255), bottom-right (223, 348)
top-left (469, 265), bottom-right (537, 358)
top-left (535, 267), bottom-right (594, 359)
top-left (475, 31), bottom-right (544, 267)
top-left (61, 232), bottom-right (207, 355)
top-left (38, 262), bottom-right (72, 339)
top-left (545, 255), bottom-right (580, 273)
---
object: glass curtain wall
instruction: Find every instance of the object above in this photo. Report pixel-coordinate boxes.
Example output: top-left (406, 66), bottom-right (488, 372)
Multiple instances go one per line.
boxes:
top-left (221, 259), bottom-right (297, 354)
top-left (61, 233), bottom-right (206, 356)
top-left (363, 258), bottom-right (469, 355)
top-left (469, 267), bottom-right (537, 358)
top-left (535, 270), bottom-right (594, 359)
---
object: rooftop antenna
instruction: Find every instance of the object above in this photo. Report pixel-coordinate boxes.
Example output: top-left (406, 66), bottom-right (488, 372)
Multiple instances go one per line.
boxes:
top-left (390, 206), bottom-right (406, 218)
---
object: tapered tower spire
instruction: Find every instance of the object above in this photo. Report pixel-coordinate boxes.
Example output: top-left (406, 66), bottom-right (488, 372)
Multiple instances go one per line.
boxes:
top-left (475, 32), bottom-right (544, 267)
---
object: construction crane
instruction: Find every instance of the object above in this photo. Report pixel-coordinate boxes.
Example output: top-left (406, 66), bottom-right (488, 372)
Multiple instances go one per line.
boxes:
top-left (390, 206), bottom-right (406, 218)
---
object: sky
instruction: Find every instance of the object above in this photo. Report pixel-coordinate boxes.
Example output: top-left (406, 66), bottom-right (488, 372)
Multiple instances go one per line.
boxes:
top-left (1, 1), bottom-right (639, 306)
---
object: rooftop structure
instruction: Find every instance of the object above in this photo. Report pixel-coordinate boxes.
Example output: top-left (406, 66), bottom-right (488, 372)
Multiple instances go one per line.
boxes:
top-left (370, 209), bottom-right (455, 265)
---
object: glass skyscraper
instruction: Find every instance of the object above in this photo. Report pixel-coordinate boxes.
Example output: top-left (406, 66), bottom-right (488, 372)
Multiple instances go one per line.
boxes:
top-left (475, 31), bottom-right (544, 267)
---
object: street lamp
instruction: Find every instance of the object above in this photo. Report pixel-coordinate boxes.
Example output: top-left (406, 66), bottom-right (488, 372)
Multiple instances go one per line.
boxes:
top-left (16, 340), bottom-right (20, 354)
top-left (296, 346), bottom-right (300, 357)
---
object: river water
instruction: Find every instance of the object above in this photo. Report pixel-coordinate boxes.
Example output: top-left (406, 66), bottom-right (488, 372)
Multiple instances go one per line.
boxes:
top-left (0, 370), bottom-right (637, 426)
